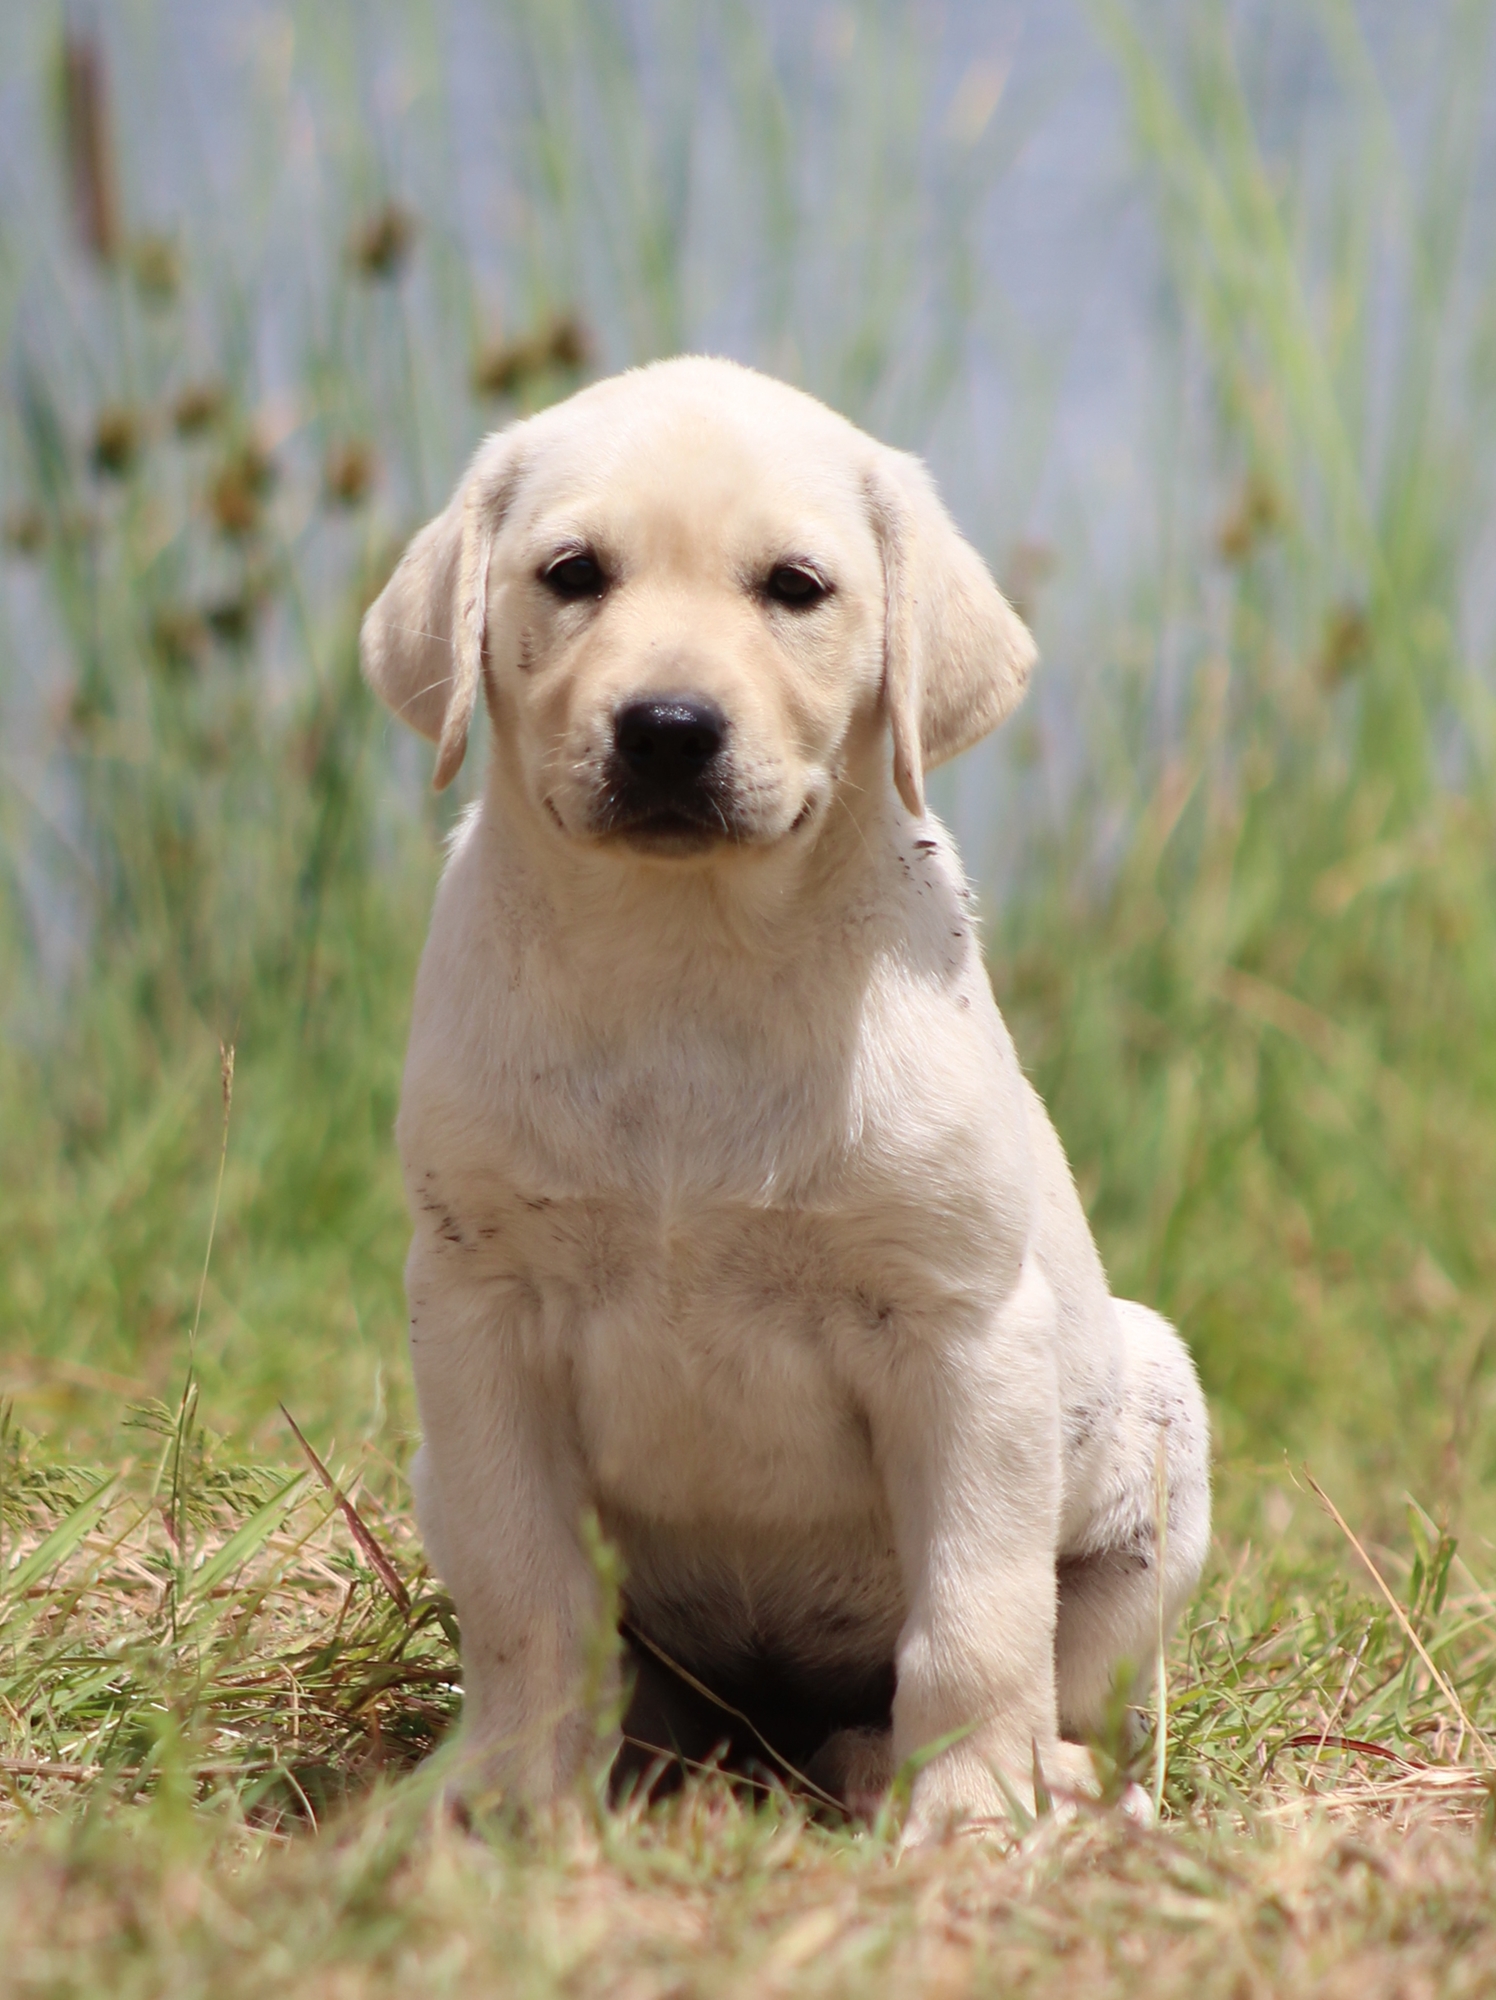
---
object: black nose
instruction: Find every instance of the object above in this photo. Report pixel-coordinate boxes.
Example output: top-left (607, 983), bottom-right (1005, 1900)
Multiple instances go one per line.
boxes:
top-left (614, 697), bottom-right (726, 787)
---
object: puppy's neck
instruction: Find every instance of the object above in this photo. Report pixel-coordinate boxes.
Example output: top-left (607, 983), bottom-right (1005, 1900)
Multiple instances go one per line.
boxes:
top-left (476, 735), bottom-right (910, 978)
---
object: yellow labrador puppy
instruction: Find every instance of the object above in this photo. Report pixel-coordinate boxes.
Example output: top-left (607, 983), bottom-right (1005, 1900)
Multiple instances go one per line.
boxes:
top-left (362, 356), bottom-right (1209, 1840)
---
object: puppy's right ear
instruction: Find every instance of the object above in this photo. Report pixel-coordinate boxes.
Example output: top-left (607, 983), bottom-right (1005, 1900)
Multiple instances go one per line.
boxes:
top-left (360, 432), bottom-right (526, 790)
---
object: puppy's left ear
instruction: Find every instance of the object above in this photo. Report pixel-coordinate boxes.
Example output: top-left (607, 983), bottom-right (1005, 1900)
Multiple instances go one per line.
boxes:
top-left (869, 450), bottom-right (1036, 818)
top-left (360, 431), bottom-right (527, 790)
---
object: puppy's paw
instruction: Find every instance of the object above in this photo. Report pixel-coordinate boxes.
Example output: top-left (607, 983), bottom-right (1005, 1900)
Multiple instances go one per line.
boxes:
top-left (430, 1756), bottom-right (511, 1833)
top-left (1034, 1738), bottom-right (1101, 1805)
top-left (900, 1744), bottom-right (1026, 1850)
top-left (436, 1773), bottom-right (479, 1833)
top-left (426, 1735), bottom-right (553, 1833)
top-left (804, 1726), bottom-right (895, 1821)
top-left (1041, 1744), bottom-right (1157, 1829)
top-left (1118, 1779), bottom-right (1155, 1828)
top-left (899, 1738), bottom-right (1145, 1850)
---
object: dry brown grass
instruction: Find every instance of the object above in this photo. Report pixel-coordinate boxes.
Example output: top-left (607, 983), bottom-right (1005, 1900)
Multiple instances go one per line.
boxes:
top-left (5, 1762), bottom-right (1496, 1997)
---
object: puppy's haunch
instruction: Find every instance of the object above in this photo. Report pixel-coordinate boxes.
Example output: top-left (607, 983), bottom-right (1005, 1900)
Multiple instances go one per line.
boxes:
top-left (364, 356), bottom-right (1209, 1839)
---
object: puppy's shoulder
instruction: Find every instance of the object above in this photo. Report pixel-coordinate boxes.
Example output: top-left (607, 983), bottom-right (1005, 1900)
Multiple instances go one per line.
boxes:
top-left (414, 801), bottom-right (547, 1001)
top-left (850, 813), bottom-right (1029, 1142)
top-left (401, 805), bottom-right (548, 1123)
top-left (866, 815), bottom-right (999, 1023)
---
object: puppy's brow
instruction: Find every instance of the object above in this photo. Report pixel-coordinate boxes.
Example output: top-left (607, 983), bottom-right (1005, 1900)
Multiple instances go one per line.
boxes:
top-left (529, 523), bottom-right (609, 559)
top-left (742, 552), bottom-right (834, 586)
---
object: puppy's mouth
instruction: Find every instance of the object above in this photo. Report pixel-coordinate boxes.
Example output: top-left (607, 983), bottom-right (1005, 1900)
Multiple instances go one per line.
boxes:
top-left (593, 795), bottom-right (740, 857)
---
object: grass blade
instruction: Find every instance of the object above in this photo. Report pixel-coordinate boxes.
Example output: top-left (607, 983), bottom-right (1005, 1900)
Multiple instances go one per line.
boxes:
top-left (281, 1407), bottom-right (410, 1617)
top-left (2, 1473), bottom-right (121, 1601)
top-left (183, 1470), bottom-right (311, 1600)
top-left (1304, 1467), bottom-right (1495, 1770)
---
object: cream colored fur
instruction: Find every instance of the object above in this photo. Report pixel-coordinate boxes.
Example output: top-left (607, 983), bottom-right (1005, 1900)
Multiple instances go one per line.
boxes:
top-left (362, 355), bottom-right (1210, 1843)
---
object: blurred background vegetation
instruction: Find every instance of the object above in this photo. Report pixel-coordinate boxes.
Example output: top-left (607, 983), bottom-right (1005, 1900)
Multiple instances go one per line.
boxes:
top-left (1, 0), bottom-right (1493, 1552)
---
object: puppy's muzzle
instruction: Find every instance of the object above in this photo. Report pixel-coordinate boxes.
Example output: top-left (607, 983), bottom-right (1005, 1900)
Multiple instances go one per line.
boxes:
top-left (601, 694), bottom-right (735, 852)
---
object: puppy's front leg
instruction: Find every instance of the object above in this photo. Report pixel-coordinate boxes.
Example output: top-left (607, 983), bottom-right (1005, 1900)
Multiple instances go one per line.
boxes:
top-left (407, 1246), bottom-right (601, 1809)
top-left (869, 1256), bottom-right (1066, 1844)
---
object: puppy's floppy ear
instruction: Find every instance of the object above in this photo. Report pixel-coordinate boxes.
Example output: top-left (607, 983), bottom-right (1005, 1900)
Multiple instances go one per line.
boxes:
top-left (868, 449), bottom-right (1036, 818)
top-left (360, 432), bottom-right (527, 790)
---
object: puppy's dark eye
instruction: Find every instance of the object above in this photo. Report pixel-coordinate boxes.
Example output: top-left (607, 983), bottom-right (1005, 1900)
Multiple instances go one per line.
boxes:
top-left (542, 552), bottom-right (606, 599)
top-left (766, 564), bottom-right (829, 608)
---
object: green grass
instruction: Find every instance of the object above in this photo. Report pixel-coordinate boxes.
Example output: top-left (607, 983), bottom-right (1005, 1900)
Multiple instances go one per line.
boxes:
top-left (4, 0), bottom-right (1496, 1990)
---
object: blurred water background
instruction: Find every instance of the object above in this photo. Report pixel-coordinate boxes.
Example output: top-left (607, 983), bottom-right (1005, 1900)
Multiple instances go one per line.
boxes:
top-left (7, 1), bottom-right (1491, 932)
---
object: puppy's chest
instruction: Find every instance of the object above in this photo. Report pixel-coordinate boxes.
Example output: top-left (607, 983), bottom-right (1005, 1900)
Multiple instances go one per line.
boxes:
top-left (543, 1196), bottom-right (886, 1526)
top-left (418, 992), bottom-right (1010, 1524)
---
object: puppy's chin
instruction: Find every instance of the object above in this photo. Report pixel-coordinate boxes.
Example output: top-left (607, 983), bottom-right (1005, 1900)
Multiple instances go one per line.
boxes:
top-left (586, 795), bottom-right (770, 859)
top-left (538, 795), bottom-right (741, 859)
top-left (538, 786), bottom-right (818, 861)
top-left (610, 812), bottom-right (731, 860)
top-left (597, 800), bottom-right (822, 861)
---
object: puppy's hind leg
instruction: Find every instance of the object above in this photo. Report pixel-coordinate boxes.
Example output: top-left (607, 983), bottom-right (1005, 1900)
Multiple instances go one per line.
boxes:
top-left (1055, 1301), bottom-right (1210, 1743)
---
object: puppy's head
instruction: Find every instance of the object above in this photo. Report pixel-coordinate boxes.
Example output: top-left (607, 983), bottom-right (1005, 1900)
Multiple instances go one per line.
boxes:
top-left (361, 357), bottom-right (1034, 858)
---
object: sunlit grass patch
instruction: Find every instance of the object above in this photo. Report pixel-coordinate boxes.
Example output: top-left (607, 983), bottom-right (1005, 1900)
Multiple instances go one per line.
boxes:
top-left (0, 1407), bottom-right (455, 1838)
